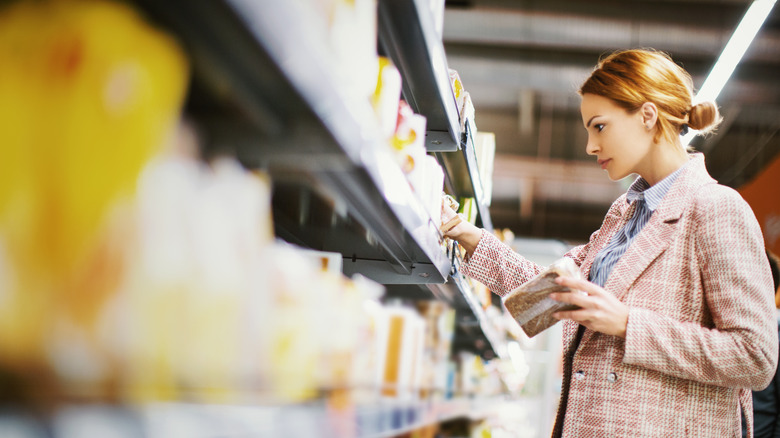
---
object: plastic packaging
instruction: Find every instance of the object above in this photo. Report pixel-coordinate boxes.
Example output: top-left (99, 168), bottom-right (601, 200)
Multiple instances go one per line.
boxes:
top-left (502, 258), bottom-right (583, 337)
top-left (372, 57), bottom-right (402, 139)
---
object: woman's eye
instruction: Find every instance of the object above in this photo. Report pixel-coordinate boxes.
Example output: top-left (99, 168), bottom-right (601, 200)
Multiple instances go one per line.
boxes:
top-left (595, 124), bottom-right (605, 132)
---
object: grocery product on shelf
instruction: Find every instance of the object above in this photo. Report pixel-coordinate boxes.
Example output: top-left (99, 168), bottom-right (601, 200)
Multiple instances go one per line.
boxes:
top-left (416, 301), bottom-right (456, 401)
top-left (458, 197), bottom-right (478, 224)
top-left (264, 244), bottom-right (377, 403)
top-left (372, 57), bottom-right (403, 140)
top-left (412, 156), bottom-right (446, 231)
top-left (326, 0), bottom-right (379, 101)
top-left (449, 69), bottom-right (465, 112)
top-left (388, 99), bottom-right (446, 231)
top-left (474, 132), bottom-right (496, 207)
top-left (448, 69), bottom-right (476, 134)
top-left (393, 100), bottom-right (429, 174)
top-left (459, 91), bottom-right (477, 135)
top-left (428, 0), bottom-right (446, 38)
top-left (471, 279), bottom-right (493, 310)
top-left (379, 304), bottom-right (425, 398)
top-left (0, 0), bottom-right (188, 400)
top-left (0, 0), bottom-right (533, 436)
top-left (123, 142), bottom-right (396, 405)
top-left (121, 146), bottom-right (274, 403)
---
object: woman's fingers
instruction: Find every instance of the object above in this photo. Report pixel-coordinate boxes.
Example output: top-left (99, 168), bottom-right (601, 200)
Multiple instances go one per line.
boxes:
top-left (555, 275), bottom-right (602, 295)
top-left (549, 275), bottom-right (629, 338)
top-left (440, 214), bottom-right (462, 234)
top-left (548, 289), bottom-right (588, 307)
top-left (552, 308), bottom-right (591, 322)
top-left (548, 275), bottom-right (596, 307)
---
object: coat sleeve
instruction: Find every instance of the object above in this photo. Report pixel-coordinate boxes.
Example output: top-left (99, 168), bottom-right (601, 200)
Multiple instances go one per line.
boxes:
top-left (459, 217), bottom-right (608, 297)
top-left (623, 185), bottom-right (778, 390)
top-left (459, 229), bottom-right (546, 297)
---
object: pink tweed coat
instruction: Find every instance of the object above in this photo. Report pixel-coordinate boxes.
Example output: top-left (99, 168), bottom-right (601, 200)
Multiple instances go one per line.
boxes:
top-left (461, 154), bottom-right (778, 437)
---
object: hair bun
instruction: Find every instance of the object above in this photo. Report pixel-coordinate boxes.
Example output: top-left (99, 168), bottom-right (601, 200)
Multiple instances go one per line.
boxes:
top-left (688, 101), bottom-right (722, 132)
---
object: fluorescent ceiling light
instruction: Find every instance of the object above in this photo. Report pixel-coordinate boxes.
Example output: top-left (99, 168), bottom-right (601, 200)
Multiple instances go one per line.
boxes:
top-left (682, 0), bottom-right (776, 147)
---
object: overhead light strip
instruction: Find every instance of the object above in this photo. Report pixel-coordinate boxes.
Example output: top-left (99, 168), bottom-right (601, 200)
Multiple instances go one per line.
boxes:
top-left (681, 0), bottom-right (776, 147)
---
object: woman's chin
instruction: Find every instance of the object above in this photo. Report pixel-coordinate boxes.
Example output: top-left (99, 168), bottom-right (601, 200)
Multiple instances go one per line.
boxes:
top-left (606, 170), bottom-right (629, 182)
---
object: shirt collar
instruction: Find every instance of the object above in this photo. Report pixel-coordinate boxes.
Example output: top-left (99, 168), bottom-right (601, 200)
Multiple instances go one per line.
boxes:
top-left (626, 161), bottom-right (689, 211)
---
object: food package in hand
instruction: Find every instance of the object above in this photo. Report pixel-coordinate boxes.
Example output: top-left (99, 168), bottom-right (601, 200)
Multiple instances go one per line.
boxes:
top-left (502, 258), bottom-right (583, 338)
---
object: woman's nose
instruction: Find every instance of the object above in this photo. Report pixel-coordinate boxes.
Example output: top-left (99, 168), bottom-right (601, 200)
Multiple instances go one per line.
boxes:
top-left (586, 137), bottom-right (599, 155)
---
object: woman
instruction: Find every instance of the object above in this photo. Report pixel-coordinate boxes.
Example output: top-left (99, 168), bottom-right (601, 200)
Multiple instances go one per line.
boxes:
top-left (442, 49), bottom-right (778, 437)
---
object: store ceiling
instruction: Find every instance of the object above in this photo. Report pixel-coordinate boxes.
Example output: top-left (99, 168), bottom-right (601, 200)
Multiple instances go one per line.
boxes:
top-left (443, 0), bottom-right (780, 243)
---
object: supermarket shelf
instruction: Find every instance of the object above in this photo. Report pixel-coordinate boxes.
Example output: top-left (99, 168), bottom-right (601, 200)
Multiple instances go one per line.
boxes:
top-left (0, 398), bottom-right (499, 438)
top-left (437, 123), bottom-right (494, 231)
top-left (384, 258), bottom-right (508, 360)
top-left (378, 0), bottom-right (461, 153)
top-left (464, 125), bottom-right (494, 232)
top-left (450, 272), bottom-right (507, 361)
top-left (360, 398), bottom-right (472, 438)
top-left (375, 0), bottom-right (492, 229)
top-left (129, 0), bottom-right (451, 284)
top-left (433, 256), bottom-right (507, 361)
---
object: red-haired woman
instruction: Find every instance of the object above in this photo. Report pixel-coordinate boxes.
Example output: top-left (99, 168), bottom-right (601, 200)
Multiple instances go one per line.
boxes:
top-left (443, 49), bottom-right (778, 437)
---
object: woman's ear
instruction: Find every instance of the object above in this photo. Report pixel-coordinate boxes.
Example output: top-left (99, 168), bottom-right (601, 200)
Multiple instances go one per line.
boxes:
top-left (640, 102), bottom-right (659, 129)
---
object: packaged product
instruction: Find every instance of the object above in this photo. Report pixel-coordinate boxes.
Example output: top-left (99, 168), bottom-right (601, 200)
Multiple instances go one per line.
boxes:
top-left (328, 0), bottom-right (379, 100)
top-left (458, 197), bottom-right (478, 224)
top-left (448, 69), bottom-right (465, 112)
top-left (372, 57), bottom-right (402, 139)
top-left (474, 132), bottom-right (496, 206)
top-left (0, 0), bottom-right (188, 397)
top-left (379, 304), bottom-right (425, 399)
top-left (392, 100), bottom-right (427, 174)
top-left (502, 258), bottom-right (583, 337)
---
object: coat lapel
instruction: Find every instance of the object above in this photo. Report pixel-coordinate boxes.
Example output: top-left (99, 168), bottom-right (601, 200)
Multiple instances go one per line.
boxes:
top-left (576, 153), bottom-right (714, 347)
top-left (605, 210), bottom-right (679, 302)
top-left (580, 198), bottom-right (633, 280)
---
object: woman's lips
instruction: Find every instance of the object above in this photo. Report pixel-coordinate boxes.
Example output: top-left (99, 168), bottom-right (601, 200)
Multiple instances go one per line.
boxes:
top-left (598, 159), bottom-right (611, 170)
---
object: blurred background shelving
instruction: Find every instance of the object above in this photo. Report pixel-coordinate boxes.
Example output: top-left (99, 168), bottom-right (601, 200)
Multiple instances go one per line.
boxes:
top-left (1, 0), bottom-right (778, 437)
top-left (0, 0), bottom-right (526, 436)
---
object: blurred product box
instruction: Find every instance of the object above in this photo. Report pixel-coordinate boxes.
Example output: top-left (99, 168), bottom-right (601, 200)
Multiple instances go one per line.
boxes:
top-left (474, 132), bottom-right (496, 207)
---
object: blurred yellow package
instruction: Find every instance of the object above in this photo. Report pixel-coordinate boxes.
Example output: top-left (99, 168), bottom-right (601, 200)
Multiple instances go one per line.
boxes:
top-left (0, 0), bottom-right (188, 375)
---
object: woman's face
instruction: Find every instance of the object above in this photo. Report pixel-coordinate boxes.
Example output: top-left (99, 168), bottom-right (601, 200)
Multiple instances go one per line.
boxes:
top-left (580, 93), bottom-right (653, 181)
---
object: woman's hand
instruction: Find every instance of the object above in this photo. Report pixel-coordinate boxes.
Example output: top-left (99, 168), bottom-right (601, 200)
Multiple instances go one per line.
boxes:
top-left (440, 200), bottom-right (482, 256)
top-left (440, 201), bottom-right (463, 237)
top-left (550, 276), bottom-right (630, 338)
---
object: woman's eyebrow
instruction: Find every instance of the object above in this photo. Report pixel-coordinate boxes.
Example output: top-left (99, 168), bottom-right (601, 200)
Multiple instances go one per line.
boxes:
top-left (586, 115), bottom-right (601, 127)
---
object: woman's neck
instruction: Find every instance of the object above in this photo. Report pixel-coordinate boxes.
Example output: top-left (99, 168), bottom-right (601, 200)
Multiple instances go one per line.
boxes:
top-left (639, 142), bottom-right (689, 186)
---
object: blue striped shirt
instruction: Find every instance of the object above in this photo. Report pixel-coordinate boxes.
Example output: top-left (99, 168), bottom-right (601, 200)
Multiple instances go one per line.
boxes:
top-left (589, 164), bottom-right (688, 287)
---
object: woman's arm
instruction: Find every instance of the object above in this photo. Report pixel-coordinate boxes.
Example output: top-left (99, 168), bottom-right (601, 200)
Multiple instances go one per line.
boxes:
top-left (441, 200), bottom-right (608, 297)
top-left (440, 199), bottom-right (544, 295)
top-left (440, 210), bottom-right (482, 256)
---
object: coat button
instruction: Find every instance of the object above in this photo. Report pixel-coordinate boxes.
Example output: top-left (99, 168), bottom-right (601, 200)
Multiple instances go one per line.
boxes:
top-left (574, 370), bottom-right (585, 381)
top-left (607, 372), bottom-right (618, 383)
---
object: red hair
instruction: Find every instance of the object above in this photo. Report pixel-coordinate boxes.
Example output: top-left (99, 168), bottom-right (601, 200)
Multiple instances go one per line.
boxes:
top-left (579, 49), bottom-right (722, 147)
